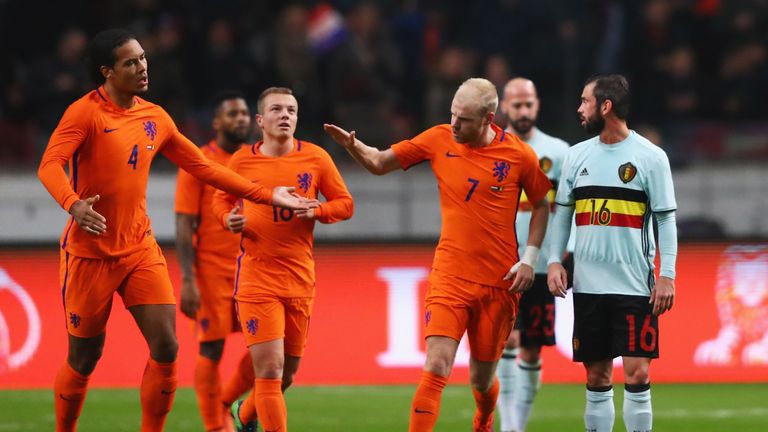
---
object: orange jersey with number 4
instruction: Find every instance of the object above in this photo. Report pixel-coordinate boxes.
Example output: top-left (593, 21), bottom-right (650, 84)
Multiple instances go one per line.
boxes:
top-left (38, 87), bottom-right (271, 259)
top-left (212, 140), bottom-right (353, 299)
top-left (391, 123), bottom-right (551, 288)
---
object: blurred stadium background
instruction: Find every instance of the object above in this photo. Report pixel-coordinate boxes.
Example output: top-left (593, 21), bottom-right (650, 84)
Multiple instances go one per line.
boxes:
top-left (1, 0), bottom-right (767, 430)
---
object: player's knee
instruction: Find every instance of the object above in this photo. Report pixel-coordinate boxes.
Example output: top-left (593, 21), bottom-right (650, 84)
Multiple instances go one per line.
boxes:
top-left (424, 355), bottom-right (454, 376)
top-left (504, 332), bottom-right (520, 350)
top-left (281, 373), bottom-right (294, 391)
top-left (69, 347), bottom-right (103, 376)
top-left (199, 340), bottom-right (225, 360)
top-left (586, 365), bottom-right (612, 387)
top-left (254, 357), bottom-right (284, 379)
top-left (150, 337), bottom-right (179, 363)
top-left (624, 366), bottom-right (650, 385)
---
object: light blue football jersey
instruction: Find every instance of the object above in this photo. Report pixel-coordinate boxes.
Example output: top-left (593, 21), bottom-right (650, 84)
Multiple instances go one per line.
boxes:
top-left (514, 127), bottom-right (571, 274)
top-left (554, 131), bottom-right (676, 296)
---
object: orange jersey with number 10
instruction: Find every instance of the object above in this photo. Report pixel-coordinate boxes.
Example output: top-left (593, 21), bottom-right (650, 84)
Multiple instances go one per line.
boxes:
top-left (212, 140), bottom-right (353, 300)
top-left (391, 123), bottom-right (551, 289)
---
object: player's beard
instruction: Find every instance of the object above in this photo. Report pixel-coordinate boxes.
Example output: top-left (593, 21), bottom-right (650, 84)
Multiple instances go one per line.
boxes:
top-left (224, 128), bottom-right (250, 144)
top-left (583, 112), bottom-right (605, 134)
top-left (510, 117), bottom-right (535, 135)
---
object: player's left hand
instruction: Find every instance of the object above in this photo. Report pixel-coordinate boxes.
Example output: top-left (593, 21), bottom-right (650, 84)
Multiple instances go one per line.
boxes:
top-left (272, 186), bottom-right (320, 210)
top-left (505, 262), bottom-right (534, 293)
top-left (294, 208), bottom-right (316, 219)
top-left (650, 276), bottom-right (675, 316)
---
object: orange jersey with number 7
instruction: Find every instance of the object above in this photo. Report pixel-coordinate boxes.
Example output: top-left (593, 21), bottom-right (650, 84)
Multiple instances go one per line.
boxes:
top-left (391, 123), bottom-right (551, 288)
top-left (212, 140), bottom-right (353, 299)
top-left (38, 86), bottom-right (272, 259)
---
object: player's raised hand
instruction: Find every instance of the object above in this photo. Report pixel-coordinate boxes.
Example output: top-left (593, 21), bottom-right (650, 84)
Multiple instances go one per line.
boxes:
top-left (70, 195), bottom-right (107, 235)
top-left (650, 276), bottom-right (675, 316)
top-left (547, 262), bottom-right (568, 298)
top-left (323, 124), bottom-right (356, 149)
top-left (272, 186), bottom-right (320, 210)
top-left (226, 205), bottom-right (246, 233)
top-left (179, 277), bottom-right (200, 319)
top-left (505, 262), bottom-right (534, 293)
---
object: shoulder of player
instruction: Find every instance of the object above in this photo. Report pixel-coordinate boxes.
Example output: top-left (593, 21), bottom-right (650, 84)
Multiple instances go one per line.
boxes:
top-left (421, 124), bottom-right (453, 140)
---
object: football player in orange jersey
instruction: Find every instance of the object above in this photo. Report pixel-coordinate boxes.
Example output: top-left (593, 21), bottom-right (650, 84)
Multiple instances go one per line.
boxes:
top-left (213, 87), bottom-right (353, 432)
top-left (175, 90), bottom-right (256, 432)
top-left (38, 29), bottom-right (316, 432)
top-left (325, 78), bottom-right (551, 432)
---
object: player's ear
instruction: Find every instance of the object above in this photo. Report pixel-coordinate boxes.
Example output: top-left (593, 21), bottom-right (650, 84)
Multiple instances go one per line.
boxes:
top-left (100, 65), bottom-right (112, 80)
top-left (602, 99), bottom-right (613, 116)
top-left (254, 113), bottom-right (263, 127)
top-left (212, 116), bottom-right (221, 132)
top-left (486, 111), bottom-right (495, 126)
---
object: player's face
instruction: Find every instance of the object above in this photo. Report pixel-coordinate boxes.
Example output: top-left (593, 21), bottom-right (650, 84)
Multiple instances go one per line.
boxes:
top-left (504, 92), bottom-right (539, 135)
top-left (214, 98), bottom-right (251, 143)
top-left (450, 98), bottom-right (487, 144)
top-left (107, 39), bottom-right (148, 95)
top-left (256, 93), bottom-right (298, 140)
top-left (578, 82), bottom-right (605, 134)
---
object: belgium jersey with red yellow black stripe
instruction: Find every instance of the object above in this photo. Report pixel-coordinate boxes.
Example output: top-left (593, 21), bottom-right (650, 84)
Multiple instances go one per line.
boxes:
top-left (554, 130), bottom-right (677, 296)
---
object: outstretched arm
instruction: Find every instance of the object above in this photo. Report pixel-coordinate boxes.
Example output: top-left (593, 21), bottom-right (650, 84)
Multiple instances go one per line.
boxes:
top-left (323, 124), bottom-right (401, 175)
top-left (163, 131), bottom-right (317, 210)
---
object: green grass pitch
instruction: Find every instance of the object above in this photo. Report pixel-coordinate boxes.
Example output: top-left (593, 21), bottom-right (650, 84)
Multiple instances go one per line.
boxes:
top-left (2, 383), bottom-right (767, 431)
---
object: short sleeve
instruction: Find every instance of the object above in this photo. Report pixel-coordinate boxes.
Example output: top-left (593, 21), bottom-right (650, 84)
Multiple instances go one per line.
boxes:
top-left (390, 125), bottom-right (446, 170)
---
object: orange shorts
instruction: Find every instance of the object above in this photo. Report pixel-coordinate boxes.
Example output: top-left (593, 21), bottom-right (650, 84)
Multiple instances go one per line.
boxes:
top-left (59, 243), bottom-right (175, 338)
top-left (236, 295), bottom-right (313, 357)
top-left (192, 269), bottom-right (239, 342)
top-left (425, 269), bottom-right (519, 362)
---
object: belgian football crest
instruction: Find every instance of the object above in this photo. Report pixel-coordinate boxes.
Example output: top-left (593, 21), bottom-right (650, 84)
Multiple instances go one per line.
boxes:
top-left (618, 162), bottom-right (637, 184)
top-left (539, 157), bottom-right (552, 174)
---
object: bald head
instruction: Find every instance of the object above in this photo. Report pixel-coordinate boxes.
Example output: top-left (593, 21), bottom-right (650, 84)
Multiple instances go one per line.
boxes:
top-left (455, 78), bottom-right (499, 117)
top-left (504, 78), bottom-right (537, 100)
top-left (502, 77), bottom-right (540, 137)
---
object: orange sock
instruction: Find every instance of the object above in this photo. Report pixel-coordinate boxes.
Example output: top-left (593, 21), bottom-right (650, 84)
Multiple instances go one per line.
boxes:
top-left (471, 378), bottom-right (499, 431)
top-left (253, 378), bottom-right (287, 431)
top-left (194, 356), bottom-right (223, 431)
top-left (54, 362), bottom-right (90, 432)
top-left (140, 359), bottom-right (178, 432)
top-left (238, 391), bottom-right (257, 424)
top-left (221, 352), bottom-right (255, 406)
top-left (409, 371), bottom-right (448, 432)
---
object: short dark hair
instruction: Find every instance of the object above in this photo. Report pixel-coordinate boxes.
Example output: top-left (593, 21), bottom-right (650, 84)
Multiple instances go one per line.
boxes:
top-left (210, 89), bottom-right (246, 115)
top-left (585, 74), bottom-right (630, 120)
top-left (86, 29), bottom-right (136, 84)
top-left (256, 87), bottom-right (294, 114)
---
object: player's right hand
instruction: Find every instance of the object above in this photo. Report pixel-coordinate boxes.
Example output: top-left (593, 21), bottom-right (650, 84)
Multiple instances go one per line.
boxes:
top-left (323, 124), bottom-right (356, 149)
top-left (180, 277), bottom-right (200, 319)
top-left (69, 195), bottom-right (107, 235)
top-left (547, 262), bottom-right (568, 298)
top-left (226, 205), bottom-right (246, 233)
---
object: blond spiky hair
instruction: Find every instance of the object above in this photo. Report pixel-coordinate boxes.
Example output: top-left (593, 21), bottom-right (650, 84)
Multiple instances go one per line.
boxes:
top-left (457, 78), bottom-right (499, 116)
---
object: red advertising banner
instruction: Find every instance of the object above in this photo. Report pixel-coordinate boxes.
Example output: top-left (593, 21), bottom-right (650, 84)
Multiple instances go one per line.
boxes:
top-left (1, 243), bottom-right (767, 388)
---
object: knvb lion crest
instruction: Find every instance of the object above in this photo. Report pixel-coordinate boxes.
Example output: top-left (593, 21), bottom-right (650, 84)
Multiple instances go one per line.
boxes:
top-left (618, 162), bottom-right (637, 183)
top-left (143, 120), bottom-right (157, 141)
top-left (694, 245), bottom-right (768, 366)
top-left (493, 161), bottom-right (510, 182)
top-left (297, 172), bottom-right (313, 193)
top-left (539, 157), bottom-right (553, 174)
top-left (246, 318), bottom-right (259, 335)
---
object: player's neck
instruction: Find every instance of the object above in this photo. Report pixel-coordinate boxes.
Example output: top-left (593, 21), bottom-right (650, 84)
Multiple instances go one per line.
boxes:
top-left (599, 119), bottom-right (629, 144)
top-left (260, 136), bottom-right (294, 157)
top-left (469, 125), bottom-right (496, 149)
top-left (102, 82), bottom-right (136, 109)
top-left (216, 137), bottom-right (240, 154)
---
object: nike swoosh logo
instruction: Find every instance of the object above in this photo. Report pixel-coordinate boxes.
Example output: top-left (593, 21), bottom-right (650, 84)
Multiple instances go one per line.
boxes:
top-left (445, 151), bottom-right (460, 158)
top-left (104, 127), bottom-right (118, 133)
top-left (414, 408), bottom-right (434, 414)
top-left (59, 394), bottom-right (80, 401)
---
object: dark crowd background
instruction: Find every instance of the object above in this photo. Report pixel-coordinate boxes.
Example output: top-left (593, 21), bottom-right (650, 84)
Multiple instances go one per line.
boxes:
top-left (1, 0), bottom-right (767, 171)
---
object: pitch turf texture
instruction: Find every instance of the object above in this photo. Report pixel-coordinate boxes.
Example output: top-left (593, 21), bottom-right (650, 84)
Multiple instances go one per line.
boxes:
top-left (2, 384), bottom-right (766, 431)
